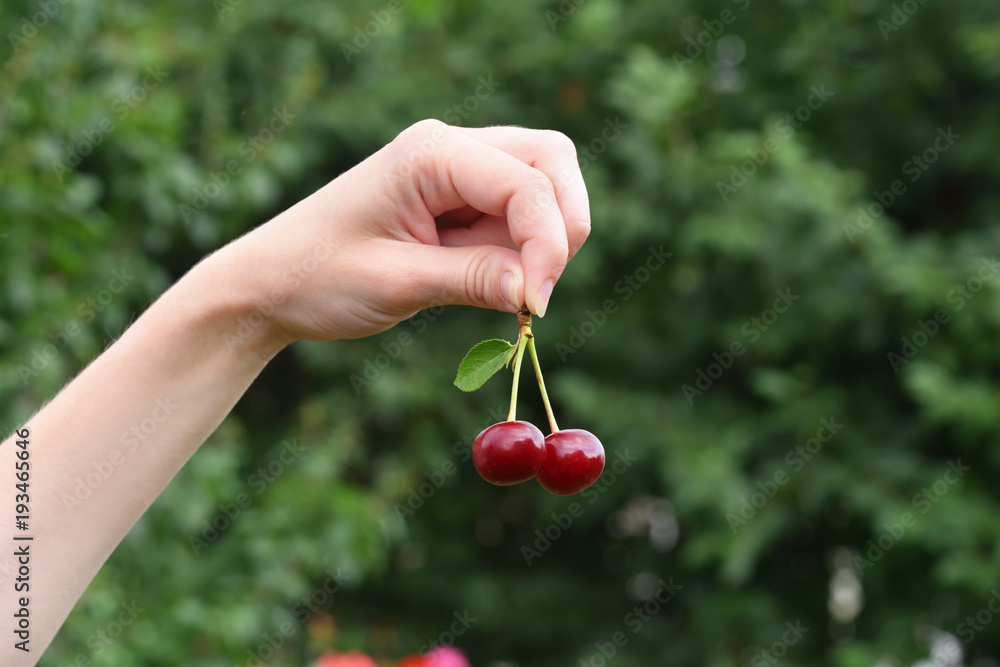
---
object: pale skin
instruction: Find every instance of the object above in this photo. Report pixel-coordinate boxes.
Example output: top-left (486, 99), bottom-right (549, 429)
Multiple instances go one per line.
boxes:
top-left (0, 120), bottom-right (591, 664)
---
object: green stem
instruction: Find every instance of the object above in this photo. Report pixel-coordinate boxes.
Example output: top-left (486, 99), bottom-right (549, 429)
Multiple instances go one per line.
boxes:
top-left (527, 334), bottom-right (559, 433)
top-left (507, 330), bottom-right (528, 422)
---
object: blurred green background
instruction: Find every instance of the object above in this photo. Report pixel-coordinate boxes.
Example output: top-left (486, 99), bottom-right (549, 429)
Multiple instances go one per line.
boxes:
top-left (3, 0), bottom-right (1000, 665)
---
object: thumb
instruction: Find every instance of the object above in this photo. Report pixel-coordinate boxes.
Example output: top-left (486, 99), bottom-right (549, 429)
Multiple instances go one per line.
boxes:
top-left (393, 244), bottom-right (525, 313)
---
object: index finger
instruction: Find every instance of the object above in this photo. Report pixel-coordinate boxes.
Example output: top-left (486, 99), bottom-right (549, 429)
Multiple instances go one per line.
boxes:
top-left (391, 121), bottom-right (572, 316)
top-left (455, 126), bottom-right (592, 260)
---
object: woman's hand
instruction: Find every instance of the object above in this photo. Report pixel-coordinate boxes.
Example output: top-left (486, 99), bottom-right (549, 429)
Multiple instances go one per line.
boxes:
top-left (0, 121), bottom-right (591, 663)
top-left (223, 120), bottom-right (591, 343)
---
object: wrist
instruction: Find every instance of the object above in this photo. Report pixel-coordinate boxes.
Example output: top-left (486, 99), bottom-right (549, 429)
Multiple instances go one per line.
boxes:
top-left (182, 244), bottom-right (296, 364)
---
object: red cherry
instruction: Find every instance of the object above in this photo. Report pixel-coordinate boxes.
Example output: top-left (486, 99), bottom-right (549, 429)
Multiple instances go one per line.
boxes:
top-left (473, 421), bottom-right (546, 485)
top-left (536, 429), bottom-right (605, 495)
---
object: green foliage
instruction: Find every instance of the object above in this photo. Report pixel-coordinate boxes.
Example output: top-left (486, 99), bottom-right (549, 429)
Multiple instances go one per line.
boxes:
top-left (454, 339), bottom-right (516, 392)
top-left (3, 0), bottom-right (1000, 665)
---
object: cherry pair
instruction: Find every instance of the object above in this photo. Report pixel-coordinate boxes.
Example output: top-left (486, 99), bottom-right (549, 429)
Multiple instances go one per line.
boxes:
top-left (459, 309), bottom-right (605, 496)
top-left (473, 421), bottom-right (604, 495)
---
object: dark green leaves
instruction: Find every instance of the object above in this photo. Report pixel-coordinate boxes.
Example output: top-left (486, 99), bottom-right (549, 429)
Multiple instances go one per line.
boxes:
top-left (453, 339), bottom-right (516, 392)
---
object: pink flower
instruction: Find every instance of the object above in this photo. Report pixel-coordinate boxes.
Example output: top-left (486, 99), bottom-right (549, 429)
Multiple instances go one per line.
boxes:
top-left (424, 647), bottom-right (470, 667)
top-left (315, 651), bottom-right (379, 667)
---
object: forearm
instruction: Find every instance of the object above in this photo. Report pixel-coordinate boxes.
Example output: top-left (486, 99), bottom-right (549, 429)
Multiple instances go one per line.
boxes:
top-left (0, 244), bottom-right (287, 662)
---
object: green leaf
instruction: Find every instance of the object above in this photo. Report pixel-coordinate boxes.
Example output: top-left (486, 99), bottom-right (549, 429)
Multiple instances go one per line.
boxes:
top-left (454, 339), bottom-right (516, 392)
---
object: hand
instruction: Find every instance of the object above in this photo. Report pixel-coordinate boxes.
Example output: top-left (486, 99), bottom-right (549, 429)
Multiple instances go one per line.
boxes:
top-left (222, 120), bottom-right (591, 343)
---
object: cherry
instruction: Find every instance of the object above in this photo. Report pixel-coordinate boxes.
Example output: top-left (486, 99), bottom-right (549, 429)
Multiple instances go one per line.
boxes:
top-left (473, 420), bottom-right (546, 486)
top-left (461, 310), bottom-right (605, 494)
top-left (535, 429), bottom-right (605, 496)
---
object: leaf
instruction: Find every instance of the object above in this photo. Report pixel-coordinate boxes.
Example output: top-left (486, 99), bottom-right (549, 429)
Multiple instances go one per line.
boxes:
top-left (454, 339), bottom-right (516, 392)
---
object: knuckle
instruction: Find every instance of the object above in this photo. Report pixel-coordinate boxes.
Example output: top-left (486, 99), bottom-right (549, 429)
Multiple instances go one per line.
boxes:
top-left (522, 172), bottom-right (557, 203)
top-left (543, 129), bottom-right (578, 160)
top-left (554, 238), bottom-right (571, 263)
top-left (388, 119), bottom-right (453, 182)
top-left (407, 117), bottom-right (449, 136)
top-left (526, 188), bottom-right (558, 219)
top-left (392, 118), bottom-right (450, 151)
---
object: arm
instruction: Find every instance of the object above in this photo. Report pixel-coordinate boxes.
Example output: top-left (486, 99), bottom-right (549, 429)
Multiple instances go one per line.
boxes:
top-left (0, 121), bottom-right (590, 663)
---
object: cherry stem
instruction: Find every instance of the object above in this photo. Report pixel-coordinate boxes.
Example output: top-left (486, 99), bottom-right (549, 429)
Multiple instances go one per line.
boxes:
top-left (507, 327), bottom-right (528, 422)
top-left (526, 322), bottom-right (560, 434)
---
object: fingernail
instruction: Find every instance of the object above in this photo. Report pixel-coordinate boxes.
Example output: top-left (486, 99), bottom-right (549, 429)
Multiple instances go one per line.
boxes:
top-left (500, 271), bottom-right (519, 312)
top-left (536, 279), bottom-right (554, 318)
